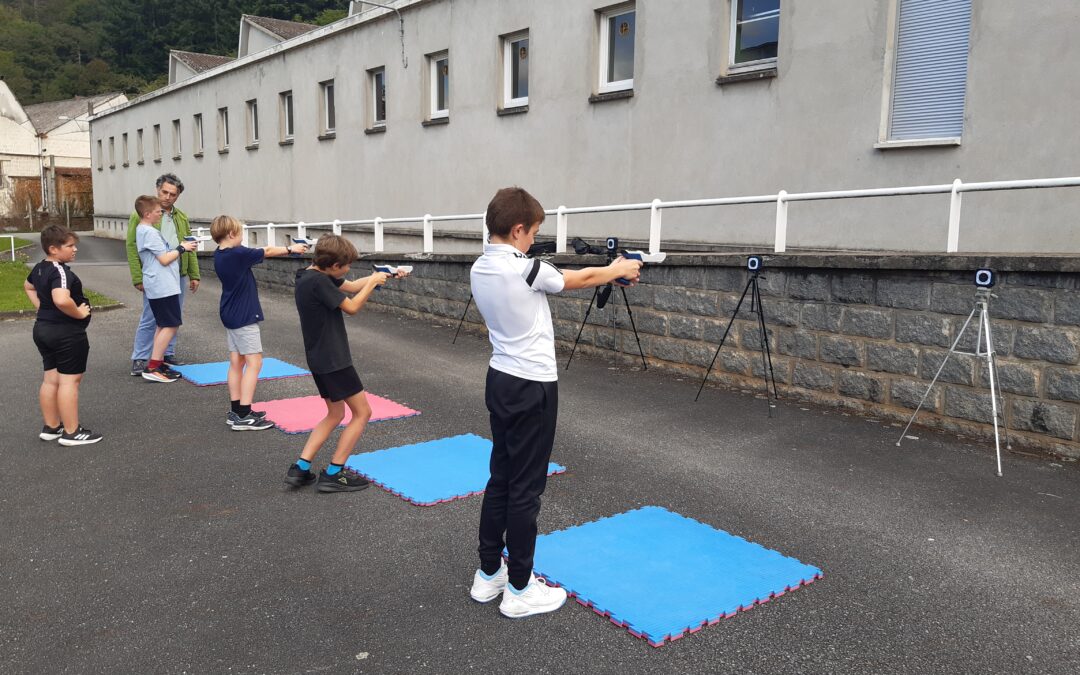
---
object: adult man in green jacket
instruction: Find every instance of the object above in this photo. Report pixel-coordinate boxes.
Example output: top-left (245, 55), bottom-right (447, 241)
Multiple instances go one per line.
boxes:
top-left (126, 173), bottom-right (200, 375)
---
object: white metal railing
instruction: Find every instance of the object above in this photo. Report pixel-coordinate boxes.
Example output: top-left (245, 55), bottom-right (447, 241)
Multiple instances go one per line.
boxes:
top-left (1, 234), bottom-right (19, 260)
top-left (189, 176), bottom-right (1080, 254)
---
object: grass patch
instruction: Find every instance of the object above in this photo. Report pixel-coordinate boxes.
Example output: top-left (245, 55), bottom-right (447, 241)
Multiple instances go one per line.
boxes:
top-left (0, 261), bottom-right (120, 312)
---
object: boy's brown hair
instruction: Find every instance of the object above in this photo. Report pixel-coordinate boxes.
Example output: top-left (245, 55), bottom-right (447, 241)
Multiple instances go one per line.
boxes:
top-left (485, 187), bottom-right (545, 238)
top-left (210, 215), bottom-right (243, 243)
top-left (312, 233), bottom-right (358, 269)
top-left (40, 224), bottom-right (78, 255)
top-left (134, 194), bottom-right (161, 218)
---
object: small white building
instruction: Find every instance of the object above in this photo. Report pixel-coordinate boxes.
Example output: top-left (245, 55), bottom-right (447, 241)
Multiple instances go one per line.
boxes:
top-left (0, 80), bottom-right (126, 217)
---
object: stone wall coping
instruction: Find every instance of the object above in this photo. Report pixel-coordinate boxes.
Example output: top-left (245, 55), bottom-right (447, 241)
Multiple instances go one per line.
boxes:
top-left (195, 250), bottom-right (1080, 274)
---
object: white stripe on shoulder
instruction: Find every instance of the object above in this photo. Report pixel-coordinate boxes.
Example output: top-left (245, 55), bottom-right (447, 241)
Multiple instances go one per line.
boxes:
top-left (51, 261), bottom-right (68, 289)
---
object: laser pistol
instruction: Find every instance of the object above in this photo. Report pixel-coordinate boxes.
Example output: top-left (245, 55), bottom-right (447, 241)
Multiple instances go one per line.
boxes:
top-left (290, 237), bottom-right (316, 256)
top-left (372, 264), bottom-right (412, 290)
top-left (616, 250), bottom-right (666, 285)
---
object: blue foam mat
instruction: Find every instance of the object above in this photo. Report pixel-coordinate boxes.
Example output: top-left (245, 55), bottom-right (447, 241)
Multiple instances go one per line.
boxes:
top-left (532, 506), bottom-right (823, 647)
top-left (171, 357), bottom-right (309, 386)
top-left (345, 433), bottom-right (565, 506)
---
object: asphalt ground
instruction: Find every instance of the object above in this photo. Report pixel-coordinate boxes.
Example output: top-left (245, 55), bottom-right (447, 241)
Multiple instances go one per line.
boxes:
top-left (1, 236), bottom-right (1078, 674)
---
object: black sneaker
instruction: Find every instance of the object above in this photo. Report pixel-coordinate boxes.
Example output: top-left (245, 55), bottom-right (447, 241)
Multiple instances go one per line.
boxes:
top-left (39, 424), bottom-right (63, 441)
top-left (130, 359), bottom-right (147, 376)
top-left (142, 365), bottom-right (180, 383)
top-left (58, 426), bottom-right (103, 446)
top-left (284, 463), bottom-right (317, 488)
top-left (227, 410), bottom-right (265, 427)
top-left (316, 467), bottom-right (370, 493)
top-left (232, 413), bottom-right (275, 431)
top-left (164, 355), bottom-right (187, 366)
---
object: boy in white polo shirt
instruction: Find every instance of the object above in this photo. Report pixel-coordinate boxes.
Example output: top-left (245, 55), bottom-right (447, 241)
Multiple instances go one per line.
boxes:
top-left (467, 187), bottom-right (642, 618)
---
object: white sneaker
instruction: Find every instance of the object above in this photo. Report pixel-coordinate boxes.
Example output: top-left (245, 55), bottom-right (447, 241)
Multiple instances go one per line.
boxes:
top-left (469, 563), bottom-right (508, 603)
top-left (498, 574), bottom-right (567, 618)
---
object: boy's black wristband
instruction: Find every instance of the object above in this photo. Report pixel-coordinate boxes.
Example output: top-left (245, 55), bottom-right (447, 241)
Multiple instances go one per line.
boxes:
top-left (175, 244), bottom-right (186, 253)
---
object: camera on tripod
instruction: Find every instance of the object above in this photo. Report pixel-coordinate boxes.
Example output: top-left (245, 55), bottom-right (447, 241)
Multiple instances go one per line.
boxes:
top-left (975, 268), bottom-right (995, 288)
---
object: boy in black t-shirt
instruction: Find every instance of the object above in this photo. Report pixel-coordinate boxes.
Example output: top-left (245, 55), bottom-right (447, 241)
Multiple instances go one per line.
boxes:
top-left (285, 233), bottom-right (407, 492)
top-left (210, 215), bottom-right (308, 431)
top-left (23, 225), bottom-right (102, 446)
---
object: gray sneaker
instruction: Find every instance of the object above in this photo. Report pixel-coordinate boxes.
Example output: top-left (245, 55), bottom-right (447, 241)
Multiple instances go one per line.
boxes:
top-left (130, 359), bottom-right (147, 376)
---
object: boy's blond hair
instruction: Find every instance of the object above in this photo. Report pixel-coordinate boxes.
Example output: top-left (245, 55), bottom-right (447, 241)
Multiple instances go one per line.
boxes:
top-left (210, 215), bottom-right (244, 243)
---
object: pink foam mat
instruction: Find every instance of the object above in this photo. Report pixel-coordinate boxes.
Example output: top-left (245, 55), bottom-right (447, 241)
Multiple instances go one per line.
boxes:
top-left (252, 394), bottom-right (419, 434)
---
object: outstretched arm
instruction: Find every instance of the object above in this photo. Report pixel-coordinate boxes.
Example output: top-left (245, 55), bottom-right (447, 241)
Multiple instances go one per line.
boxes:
top-left (562, 257), bottom-right (642, 290)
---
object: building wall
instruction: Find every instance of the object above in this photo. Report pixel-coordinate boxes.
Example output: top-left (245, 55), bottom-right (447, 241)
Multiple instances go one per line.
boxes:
top-left (91, 0), bottom-right (1080, 253)
top-left (244, 24), bottom-right (283, 56)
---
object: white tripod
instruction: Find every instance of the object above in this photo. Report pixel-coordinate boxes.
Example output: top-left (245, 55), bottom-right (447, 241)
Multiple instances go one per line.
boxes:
top-left (897, 286), bottom-right (1011, 476)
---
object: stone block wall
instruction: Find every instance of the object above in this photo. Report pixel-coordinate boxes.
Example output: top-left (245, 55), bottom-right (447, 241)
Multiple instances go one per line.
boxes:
top-left (198, 252), bottom-right (1080, 459)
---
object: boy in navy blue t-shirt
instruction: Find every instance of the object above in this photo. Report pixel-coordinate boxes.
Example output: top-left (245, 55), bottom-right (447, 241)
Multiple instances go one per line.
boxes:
top-left (210, 215), bottom-right (308, 430)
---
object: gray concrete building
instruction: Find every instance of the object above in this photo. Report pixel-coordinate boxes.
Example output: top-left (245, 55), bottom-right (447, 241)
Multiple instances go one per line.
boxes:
top-left (89, 1), bottom-right (1080, 253)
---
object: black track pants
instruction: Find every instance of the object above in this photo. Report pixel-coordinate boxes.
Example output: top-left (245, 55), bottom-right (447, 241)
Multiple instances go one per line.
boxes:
top-left (477, 368), bottom-right (559, 589)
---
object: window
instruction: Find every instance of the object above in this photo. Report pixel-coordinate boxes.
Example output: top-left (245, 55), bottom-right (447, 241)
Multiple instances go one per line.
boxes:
top-left (279, 91), bottom-right (294, 141)
top-left (598, 4), bottom-right (635, 93)
top-left (319, 80), bottom-right (336, 136)
top-left (246, 99), bottom-right (260, 146)
top-left (729, 1), bottom-right (780, 70)
top-left (108, 136), bottom-right (115, 169)
top-left (171, 119), bottom-right (181, 158)
top-left (218, 107), bottom-right (230, 151)
top-left (502, 31), bottom-right (529, 109)
top-left (880, 0), bottom-right (972, 144)
top-left (121, 133), bottom-right (129, 166)
top-left (193, 114), bottom-right (204, 155)
top-left (96, 140), bottom-right (103, 171)
top-left (153, 124), bottom-right (162, 161)
top-left (369, 67), bottom-right (386, 127)
top-left (136, 128), bottom-right (144, 164)
top-left (427, 52), bottom-right (449, 119)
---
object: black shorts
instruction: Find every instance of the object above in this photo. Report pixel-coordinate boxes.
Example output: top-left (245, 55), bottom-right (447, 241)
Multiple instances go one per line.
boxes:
top-left (148, 295), bottom-right (182, 328)
top-left (312, 366), bottom-right (364, 402)
top-left (33, 322), bottom-right (89, 375)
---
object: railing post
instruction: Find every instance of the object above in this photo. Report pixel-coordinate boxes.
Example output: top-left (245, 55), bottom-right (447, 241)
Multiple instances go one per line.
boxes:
top-left (774, 190), bottom-right (788, 253)
top-left (333, 219), bottom-right (342, 236)
top-left (296, 222), bottom-right (306, 240)
top-left (649, 198), bottom-right (662, 254)
top-left (268, 223), bottom-right (277, 247)
top-left (947, 178), bottom-right (963, 253)
top-left (196, 227), bottom-right (207, 252)
top-left (556, 206), bottom-right (567, 253)
top-left (374, 217), bottom-right (384, 252)
top-left (241, 225), bottom-right (250, 247)
top-left (423, 214), bottom-right (433, 253)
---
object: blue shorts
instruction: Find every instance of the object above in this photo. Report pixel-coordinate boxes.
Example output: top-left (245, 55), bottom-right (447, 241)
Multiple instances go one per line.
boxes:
top-left (148, 295), bottom-right (182, 328)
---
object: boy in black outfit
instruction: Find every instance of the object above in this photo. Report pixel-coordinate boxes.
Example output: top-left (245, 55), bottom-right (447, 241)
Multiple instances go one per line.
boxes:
top-left (468, 187), bottom-right (641, 618)
top-left (284, 233), bottom-right (407, 492)
top-left (24, 225), bottom-right (102, 446)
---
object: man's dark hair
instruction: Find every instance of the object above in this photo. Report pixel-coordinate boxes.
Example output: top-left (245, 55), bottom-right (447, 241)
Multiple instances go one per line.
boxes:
top-left (40, 224), bottom-right (77, 254)
top-left (156, 173), bottom-right (184, 194)
top-left (485, 187), bottom-right (545, 238)
top-left (313, 233), bottom-right (358, 269)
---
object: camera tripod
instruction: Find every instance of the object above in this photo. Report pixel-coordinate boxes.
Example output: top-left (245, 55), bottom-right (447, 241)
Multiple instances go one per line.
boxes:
top-left (896, 286), bottom-right (1010, 476)
top-left (695, 261), bottom-right (779, 417)
top-left (565, 280), bottom-right (647, 370)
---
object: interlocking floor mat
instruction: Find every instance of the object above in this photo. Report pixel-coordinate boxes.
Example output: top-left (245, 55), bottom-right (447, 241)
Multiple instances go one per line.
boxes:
top-left (345, 433), bottom-right (566, 506)
top-left (252, 394), bottom-right (419, 433)
top-left (171, 358), bottom-right (309, 386)
top-left (531, 506), bottom-right (823, 647)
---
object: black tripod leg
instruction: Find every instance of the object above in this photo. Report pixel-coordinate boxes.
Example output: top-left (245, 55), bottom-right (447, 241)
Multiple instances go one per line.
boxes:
top-left (566, 287), bottom-right (600, 371)
top-left (695, 276), bottom-right (754, 401)
top-left (452, 294), bottom-right (473, 344)
top-left (620, 286), bottom-right (647, 370)
top-left (753, 279), bottom-right (778, 417)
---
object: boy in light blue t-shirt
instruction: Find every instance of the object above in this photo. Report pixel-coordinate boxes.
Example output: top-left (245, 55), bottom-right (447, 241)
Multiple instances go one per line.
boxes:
top-left (134, 195), bottom-right (197, 383)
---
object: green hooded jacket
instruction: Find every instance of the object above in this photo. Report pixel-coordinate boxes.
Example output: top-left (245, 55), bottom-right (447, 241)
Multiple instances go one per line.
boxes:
top-left (126, 206), bottom-right (200, 286)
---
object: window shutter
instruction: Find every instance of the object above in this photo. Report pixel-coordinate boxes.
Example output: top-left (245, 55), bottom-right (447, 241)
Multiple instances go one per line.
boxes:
top-left (889, 0), bottom-right (972, 140)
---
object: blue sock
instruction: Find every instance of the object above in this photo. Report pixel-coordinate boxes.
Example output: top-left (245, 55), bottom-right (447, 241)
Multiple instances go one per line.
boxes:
top-left (296, 459), bottom-right (311, 471)
top-left (326, 463), bottom-right (343, 476)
